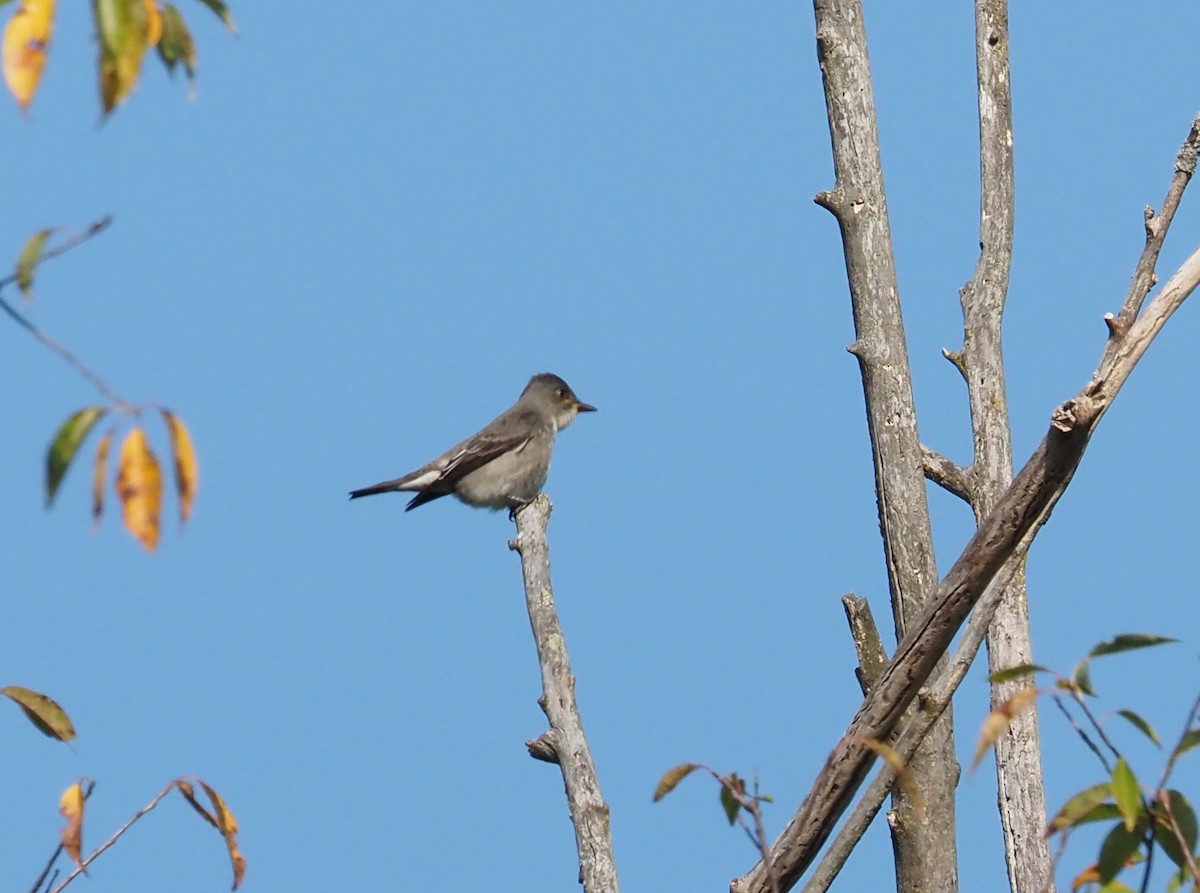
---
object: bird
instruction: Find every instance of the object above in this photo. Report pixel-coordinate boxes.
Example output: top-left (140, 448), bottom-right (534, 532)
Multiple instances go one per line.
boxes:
top-left (349, 373), bottom-right (596, 512)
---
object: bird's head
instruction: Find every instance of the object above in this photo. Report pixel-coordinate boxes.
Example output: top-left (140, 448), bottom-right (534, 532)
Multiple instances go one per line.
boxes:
top-left (523, 373), bottom-right (597, 430)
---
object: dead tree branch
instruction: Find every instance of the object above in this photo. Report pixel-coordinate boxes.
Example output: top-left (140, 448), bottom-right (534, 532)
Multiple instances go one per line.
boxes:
top-left (510, 495), bottom-right (619, 893)
top-left (952, 3), bottom-right (1055, 890)
top-left (809, 0), bottom-right (959, 886)
top-left (733, 243), bottom-right (1200, 893)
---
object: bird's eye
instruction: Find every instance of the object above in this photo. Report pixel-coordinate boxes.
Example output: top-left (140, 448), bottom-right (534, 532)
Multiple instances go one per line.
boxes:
top-left (556, 388), bottom-right (565, 398)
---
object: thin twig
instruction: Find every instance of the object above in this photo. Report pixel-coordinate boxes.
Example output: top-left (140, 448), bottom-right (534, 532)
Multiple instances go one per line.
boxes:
top-left (1106, 116), bottom-right (1200, 339)
top-left (1158, 791), bottom-right (1200, 883)
top-left (0, 216), bottom-right (133, 411)
top-left (1151, 691), bottom-right (1200, 886)
top-left (1155, 690), bottom-right (1200, 791)
top-left (48, 783), bottom-right (175, 893)
top-left (1069, 690), bottom-right (1125, 765)
top-left (1051, 695), bottom-right (1111, 774)
top-left (0, 217), bottom-right (112, 292)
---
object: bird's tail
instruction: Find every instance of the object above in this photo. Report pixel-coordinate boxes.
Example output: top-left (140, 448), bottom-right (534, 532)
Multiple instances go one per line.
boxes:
top-left (348, 479), bottom-right (407, 500)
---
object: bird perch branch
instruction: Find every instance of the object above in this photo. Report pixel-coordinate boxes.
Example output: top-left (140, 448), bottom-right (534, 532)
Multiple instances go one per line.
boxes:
top-left (510, 494), bottom-right (619, 893)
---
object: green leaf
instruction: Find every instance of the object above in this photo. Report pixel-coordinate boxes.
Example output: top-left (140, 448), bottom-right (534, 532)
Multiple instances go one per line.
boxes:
top-left (15, 228), bottom-right (53, 301)
top-left (1072, 803), bottom-right (1124, 827)
top-left (1097, 821), bottom-right (1143, 884)
top-left (1048, 783), bottom-right (1112, 832)
top-left (46, 407), bottom-right (109, 506)
top-left (1088, 633), bottom-right (1178, 659)
top-left (989, 663), bottom-right (1051, 684)
top-left (1110, 758), bottom-right (1143, 831)
top-left (653, 763), bottom-right (699, 802)
top-left (1097, 881), bottom-right (1137, 893)
top-left (1165, 864), bottom-right (1189, 893)
top-left (1172, 727), bottom-right (1200, 760)
top-left (157, 4), bottom-right (197, 82)
top-left (195, 0), bottom-right (236, 32)
top-left (95, 0), bottom-right (152, 113)
top-left (719, 772), bottom-right (745, 826)
top-left (1115, 709), bottom-right (1161, 747)
top-left (1, 685), bottom-right (76, 741)
top-left (1070, 660), bottom-right (1096, 697)
top-left (1153, 790), bottom-right (1198, 868)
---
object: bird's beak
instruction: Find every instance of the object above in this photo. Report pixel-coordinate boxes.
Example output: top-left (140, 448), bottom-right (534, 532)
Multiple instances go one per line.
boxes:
top-left (575, 401), bottom-right (597, 413)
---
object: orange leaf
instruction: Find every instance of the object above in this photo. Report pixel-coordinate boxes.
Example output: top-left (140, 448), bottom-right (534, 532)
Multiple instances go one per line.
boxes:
top-left (2, 0), bottom-right (55, 111)
top-left (161, 408), bottom-right (198, 524)
top-left (144, 0), bottom-right (161, 46)
top-left (92, 429), bottom-right (113, 532)
top-left (969, 687), bottom-right (1039, 774)
top-left (857, 736), bottom-right (925, 814)
top-left (115, 427), bottom-right (162, 552)
top-left (199, 779), bottom-right (246, 889)
top-left (59, 780), bottom-right (86, 870)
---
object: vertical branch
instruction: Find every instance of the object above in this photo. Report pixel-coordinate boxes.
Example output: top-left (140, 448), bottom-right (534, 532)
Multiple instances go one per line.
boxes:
top-left (732, 245), bottom-right (1200, 893)
top-left (958, 2), bottom-right (1054, 891)
top-left (810, 0), bottom-right (958, 888)
top-left (510, 495), bottom-right (619, 893)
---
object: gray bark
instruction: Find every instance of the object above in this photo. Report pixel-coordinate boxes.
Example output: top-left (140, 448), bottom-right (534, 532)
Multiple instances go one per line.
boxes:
top-left (806, 0), bottom-right (961, 888)
top-left (511, 495), bottom-right (619, 893)
top-left (808, 0), bottom-right (959, 889)
top-left (733, 241), bottom-right (1200, 893)
top-left (955, 4), bottom-right (1055, 891)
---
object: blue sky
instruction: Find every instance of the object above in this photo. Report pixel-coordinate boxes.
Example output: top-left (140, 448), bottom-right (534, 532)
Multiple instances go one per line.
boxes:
top-left (3, 3), bottom-right (1198, 891)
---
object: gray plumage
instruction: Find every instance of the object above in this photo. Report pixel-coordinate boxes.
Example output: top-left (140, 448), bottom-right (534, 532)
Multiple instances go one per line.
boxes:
top-left (349, 373), bottom-right (596, 511)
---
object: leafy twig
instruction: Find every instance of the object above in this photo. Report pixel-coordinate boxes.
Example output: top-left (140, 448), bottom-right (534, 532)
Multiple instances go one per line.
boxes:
top-left (0, 217), bottom-right (133, 412)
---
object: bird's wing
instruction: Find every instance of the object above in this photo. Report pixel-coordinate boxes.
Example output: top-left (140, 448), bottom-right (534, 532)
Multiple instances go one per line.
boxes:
top-left (431, 425), bottom-right (532, 485)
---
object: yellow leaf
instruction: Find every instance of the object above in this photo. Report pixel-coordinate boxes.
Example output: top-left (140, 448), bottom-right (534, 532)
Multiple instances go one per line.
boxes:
top-left (144, 0), bottom-right (160, 46)
top-left (857, 736), bottom-right (925, 815)
top-left (92, 429), bottom-right (113, 532)
top-left (653, 763), bottom-right (700, 802)
top-left (161, 408), bottom-right (198, 524)
top-left (94, 0), bottom-right (150, 113)
top-left (199, 779), bottom-right (246, 889)
top-left (59, 781), bottom-right (86, 870)
top-left (115, 427), bottom-right (162, 552)
top-left (969, 688), bottom-right (1039, 774)
top-left (2, 0), bottom-right (55, 111)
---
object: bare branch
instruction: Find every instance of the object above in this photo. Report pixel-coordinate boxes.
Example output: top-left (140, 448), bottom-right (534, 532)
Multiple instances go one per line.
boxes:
top-left (805, 538), bottom-right (1032, 893)
top-left (842, 594), bottom-right (889, 695)
top-left (510, 495), bottom-right (619, 893)
top-left (1106, 115), bottom-right (1200, 338)
top-left (48, 783), bottom-right (174, 893)
top-left (733, 244), bottom-right (1200, 893)
top-left (809, 0), bottom-right (958, 886)
top-left (921, 445), bottom-right (972, 501)
top-left (953, 3), bottom-right (1056, 890)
